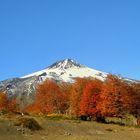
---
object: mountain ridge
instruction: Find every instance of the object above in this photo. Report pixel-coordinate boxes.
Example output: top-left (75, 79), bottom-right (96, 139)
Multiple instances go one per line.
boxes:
top-left (0, 59), bottom-right (139, 98)
top-left (21, 58), bottom-right (107, 82)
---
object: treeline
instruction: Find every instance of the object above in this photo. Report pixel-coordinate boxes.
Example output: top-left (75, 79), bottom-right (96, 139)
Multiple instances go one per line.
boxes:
top-left (26, 74), bottom-right (140, 119)
top-left (0, 75), bottom-right (140, 120)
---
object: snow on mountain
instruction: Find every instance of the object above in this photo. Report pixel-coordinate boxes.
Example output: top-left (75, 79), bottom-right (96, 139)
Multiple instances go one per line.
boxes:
top-left (0, 59), bottom-right (138, 99)
top-left (21, 59), bottom-right (107, 82)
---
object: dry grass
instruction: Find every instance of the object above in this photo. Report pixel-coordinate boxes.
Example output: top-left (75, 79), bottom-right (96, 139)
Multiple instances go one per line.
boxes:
top-left (0, 115), bottom-right (140, 140)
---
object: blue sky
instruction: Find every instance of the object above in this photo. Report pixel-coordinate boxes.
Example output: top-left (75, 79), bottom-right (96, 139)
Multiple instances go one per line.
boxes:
top-left (0, 0), bottom-right (140, 80)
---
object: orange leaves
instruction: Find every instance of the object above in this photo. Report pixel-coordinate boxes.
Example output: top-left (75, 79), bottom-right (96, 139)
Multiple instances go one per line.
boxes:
top-left (7, 98), bottom-right (17, 112)
top-left (99, 75), bottom-right (134, 117)
top-left (70, 75), bottom-right (140, 118)
top-left (8, 75), bottom-right (140, 118)
top-left (80, 80), bottom-right (102, 117)
top-left (70, 78), bottom-right (94, 116)
top-left (0, 91), bottom-right (17, 113)
top-left (130, 83), bottom-right (140, 117)
top-left (29, 80), bottom-right (69, 114)
top-left (0, 92), bottom-right (8, 111)
top-left (25, 103), bottom-right (40, 114)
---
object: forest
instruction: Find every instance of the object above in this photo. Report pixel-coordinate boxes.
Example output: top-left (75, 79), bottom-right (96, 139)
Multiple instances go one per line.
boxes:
top-left (0, 74), bottom-right (140, 124)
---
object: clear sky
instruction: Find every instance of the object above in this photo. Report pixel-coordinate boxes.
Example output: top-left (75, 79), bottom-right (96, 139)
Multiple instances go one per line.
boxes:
top-left (0, 0), bottom-right (140, 81)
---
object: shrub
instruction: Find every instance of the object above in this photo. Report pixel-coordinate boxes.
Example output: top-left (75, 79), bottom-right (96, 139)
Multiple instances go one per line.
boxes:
top-left (105, 117), bottom-right (123, 125)
top-left (14, 117), bottom-right (42, 131)
top-left (105, 115), bottom-right (137, 126)
top-left (0, 109), bottom-right (8, 115)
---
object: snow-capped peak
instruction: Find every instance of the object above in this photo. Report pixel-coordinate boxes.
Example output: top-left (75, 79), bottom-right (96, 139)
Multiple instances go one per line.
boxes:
top-left (1, 59), bottom-right (139, 99)
top-left (21, 59), bottom-right (108, 82)
top-left (48, 59), bottom-right (84, 70)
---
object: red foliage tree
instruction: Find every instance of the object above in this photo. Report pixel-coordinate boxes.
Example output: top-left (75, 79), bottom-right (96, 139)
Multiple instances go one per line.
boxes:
top-left (99, 74), bottom-right (133, 117)
top-left (0, 92), bottom-right (18, 113)
top-left (59, 82), bottom-right (72, 115)
top-left (25, 103), bottom-right (40, 114)
top-left (28, 80), bottom-right (69, 114)
top-left (80, 79), bottom-right (103, 117)
top-left (70, 78), bottom-right (94, 117)
top-left (131, 83), bottom-right (140, 117)
top-left (0, 92), bottom-right (8, 111)
top-left (7, 98), bottom-right (18, 113)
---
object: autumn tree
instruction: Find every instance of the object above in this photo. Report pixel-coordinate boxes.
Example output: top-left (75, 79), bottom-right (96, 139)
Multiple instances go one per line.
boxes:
top-left (99, 74), bottom-right (133, 117)
top-left (25, 102), bottom-right (40, 114)
top-left (30, 80), bottom-right (69, 114)
top-left (70, 78), bottom-right (96, 117)
top-left (0, 92), bottom-right (18, 113)
top-left (131, 83), bottom-right (140, 117)
top-left (80, 79), bottom-right (103, 117)
top-left (59, 82), bottom-right (72, 115)
top-left (0, 92), bottom-right (8, 111)
top-left (7, 98), bottom-right (18, 113)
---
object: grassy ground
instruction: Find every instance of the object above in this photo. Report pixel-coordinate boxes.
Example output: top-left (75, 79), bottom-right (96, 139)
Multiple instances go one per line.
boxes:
top-left (0, 115), bottom-right (140, 140)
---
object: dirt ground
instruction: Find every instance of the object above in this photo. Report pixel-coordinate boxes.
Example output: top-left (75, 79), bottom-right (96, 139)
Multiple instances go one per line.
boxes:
top-left (0, 115), bottom-right (140, 140)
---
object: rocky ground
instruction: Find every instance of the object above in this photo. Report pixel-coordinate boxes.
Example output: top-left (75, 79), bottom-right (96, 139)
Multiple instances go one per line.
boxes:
top-left (0, 115), bottom-right (140, 140)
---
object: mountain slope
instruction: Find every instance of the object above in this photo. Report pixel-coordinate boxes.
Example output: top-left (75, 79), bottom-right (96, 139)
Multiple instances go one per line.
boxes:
top-left (21, 59), bottom-right (107, 82)
top-left (0, 59), bottom-right (137, 98)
